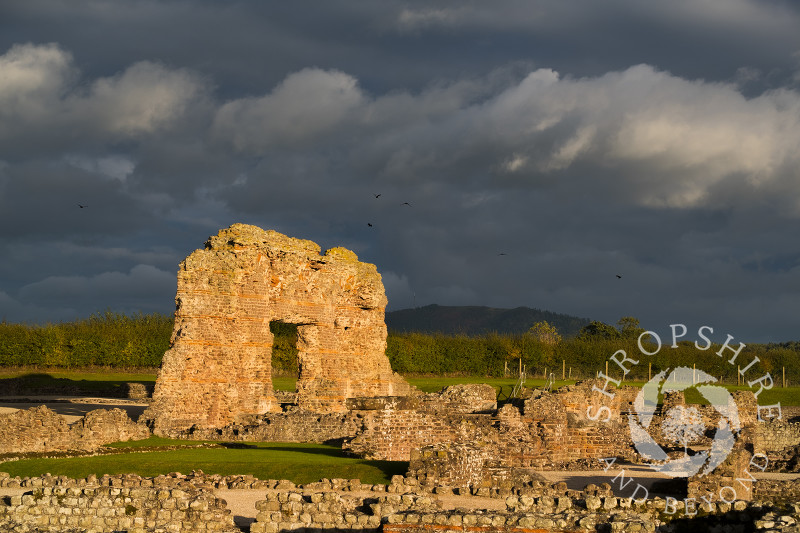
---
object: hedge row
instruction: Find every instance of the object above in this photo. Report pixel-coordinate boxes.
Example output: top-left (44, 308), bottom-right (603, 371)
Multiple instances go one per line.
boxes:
top-left (386, 333), bottom-right (800, 383)
top-left (0, 312), bottom-right (172, 368)
top-left (0, 314), bottom-right (797, 384)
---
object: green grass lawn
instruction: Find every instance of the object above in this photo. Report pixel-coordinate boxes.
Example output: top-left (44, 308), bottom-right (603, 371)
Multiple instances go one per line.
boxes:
top-left (0, 438), bottom-right (407, 484)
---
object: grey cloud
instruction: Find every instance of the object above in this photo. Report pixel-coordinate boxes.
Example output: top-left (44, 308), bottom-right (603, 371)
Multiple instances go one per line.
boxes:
top-left (18, 264), bottom-right (175, 314)
top-left (0, 43), bottom-right (208, 158)
top-left (212, 68), bottom-right (365, 152)
top-left (216, 63), bottom-right (800, 216)
top-left (2, 1), bottom-right (800, 342)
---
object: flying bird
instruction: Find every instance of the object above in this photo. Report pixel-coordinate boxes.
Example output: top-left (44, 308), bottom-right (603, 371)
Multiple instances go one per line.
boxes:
top-left (616, 274), bottom-right (622, 279)
top-left (374, 194), bottom-right (381, 198)
top-left (498, 253), bottom-right (507, 256)
top-left (402, 202), bottom-right (412, 206)
top-left (78, 204), bottom-right (87, 208)
top-left (367, 223), bottom-right (373, 227)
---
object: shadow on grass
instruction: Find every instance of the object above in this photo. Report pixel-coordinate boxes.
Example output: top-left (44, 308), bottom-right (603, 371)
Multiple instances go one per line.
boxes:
top-left (215, 443), bottom-right (409, 480)
top-left (0, 373), bottom-right (153, 398)
top-left (252, 445), bottom-right (347, 458)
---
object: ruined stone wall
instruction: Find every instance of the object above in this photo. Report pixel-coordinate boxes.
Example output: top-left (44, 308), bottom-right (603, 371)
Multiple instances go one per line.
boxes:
top-left (0, 486), bottom-right (237, 533)
top-left (248, 487), bottom-right (800, 533)
top-left (754, 419), bottom-right (800, 457)
top-left (753, 478), bottom-right (800, 503)
top-left (345, 397), bottom-right (464, 461)
top-left (686, 443), bottom-right (755, 502)
top-left (0, 406), bottom-right (149, 454)
top-left (178, 409), bottom-right (364, 444)
top-left (152, 385), bottom-right (497, 461)
top-left (407, 443), bottom-right (517, 490)
top-left (3, 472), bottom-right (798, 533)
top-left (145, 224), bottom-right (410, 435)
top-left (334, 382), bottom-right (636, 464)
top-left (516, 380), bottom-right (636, 466)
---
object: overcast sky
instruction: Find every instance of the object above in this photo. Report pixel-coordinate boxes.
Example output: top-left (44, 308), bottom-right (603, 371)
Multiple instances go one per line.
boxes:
top-left (2, 0), bottom-right (800, 343)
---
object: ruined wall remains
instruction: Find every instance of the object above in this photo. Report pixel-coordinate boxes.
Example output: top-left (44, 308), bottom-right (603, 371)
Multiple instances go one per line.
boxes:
top-left (0, 486), bottom-right (237, 533)
top-left (403, 381), bottom-right (638, 488)
top-left (3, 471), bottom-right (799, 533)
top-left (0, 406), bottom-right (149, 454)
top-left (159, 384), bottom-right (497, 460)
top-left (178, 409), bottom-right (363, 444)
top-left (144, 224), bottom-right (410, 435)
top-left (687, 442), bottom-right (755, 502)
top-left (754, 419), bottom-right (800, 458)
top-left (248, 486), bottom-right (800, 533)
top-left (343, 388), bottom-right (497, 461)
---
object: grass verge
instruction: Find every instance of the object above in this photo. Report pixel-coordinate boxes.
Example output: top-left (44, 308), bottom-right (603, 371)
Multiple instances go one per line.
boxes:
top-left (0, 439), bottom-right (407, 485)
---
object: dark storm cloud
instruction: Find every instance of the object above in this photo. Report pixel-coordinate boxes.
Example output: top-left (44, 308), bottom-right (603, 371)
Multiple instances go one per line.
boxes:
top-left (1, 1), bottom-right (800, 342)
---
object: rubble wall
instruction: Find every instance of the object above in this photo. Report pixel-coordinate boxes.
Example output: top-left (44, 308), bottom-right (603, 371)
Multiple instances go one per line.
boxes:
top-left (0, 486), bottom-right (237, 533)
top-left (0, 406), bottom-right (149, 454)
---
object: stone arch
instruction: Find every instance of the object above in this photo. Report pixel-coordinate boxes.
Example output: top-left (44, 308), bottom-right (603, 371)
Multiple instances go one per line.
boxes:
top-left (144, 224), bottom-right (410, 435)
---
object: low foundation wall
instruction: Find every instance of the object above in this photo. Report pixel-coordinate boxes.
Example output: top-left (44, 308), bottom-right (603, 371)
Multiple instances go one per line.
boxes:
top-left (249, 488), bottom-right (800, 533)
top-left (0, 485), bottom-right (237, 533)
top-left (2, 472), bottom-right (799, 532)
top-left (755, 419), bottom-right (800, 457)
top-left (178, 410), bottom-right (363, 444)
top-left (0, 406), bottom-right (149, 454)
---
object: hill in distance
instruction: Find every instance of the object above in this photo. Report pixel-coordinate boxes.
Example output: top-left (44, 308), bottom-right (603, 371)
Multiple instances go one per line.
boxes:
top-left (385, 304), bottom-right (590, 338)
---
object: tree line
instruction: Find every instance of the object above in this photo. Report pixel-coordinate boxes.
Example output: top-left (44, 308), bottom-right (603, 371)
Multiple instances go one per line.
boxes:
top-left (0, 313), bottom-right (797, 385)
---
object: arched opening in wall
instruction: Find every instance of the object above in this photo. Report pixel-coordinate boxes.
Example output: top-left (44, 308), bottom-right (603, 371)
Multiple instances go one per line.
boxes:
top-left (270, 321), bottom-right (299, 394)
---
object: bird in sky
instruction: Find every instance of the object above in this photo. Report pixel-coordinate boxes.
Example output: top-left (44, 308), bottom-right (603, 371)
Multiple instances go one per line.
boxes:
top-left (402, 202), bottom-right (412, 206)
top-left (78, 204), bottom-right (87, 208)
top-left (616, 274), bottom-right (622, 279)
top-left (367, 223), bottom-right (373, 227)
top-left (498, 253), bottom-right (507, 256)
top-left (374, 194), bottom-right (381, 198)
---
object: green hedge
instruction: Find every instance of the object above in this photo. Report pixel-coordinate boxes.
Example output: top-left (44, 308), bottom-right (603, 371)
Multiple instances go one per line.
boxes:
top-left (0, 312), bottom-right (172, 368)
top-left (386, 333), bottom-right (799, 383)
top-left (1, 314), bottom-right (797, 385)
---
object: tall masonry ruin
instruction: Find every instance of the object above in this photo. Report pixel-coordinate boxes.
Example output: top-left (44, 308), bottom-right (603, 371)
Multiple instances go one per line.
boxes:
top-left (144, 224), bottom-right (410, 435)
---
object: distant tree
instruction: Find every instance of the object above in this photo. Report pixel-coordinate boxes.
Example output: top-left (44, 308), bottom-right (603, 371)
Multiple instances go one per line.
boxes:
top-left (617, 316), bottom-right (645, 339)
top-left (528, 321), bottom-right (562, 345)
top-left (578, 321), bottom-right (621, 340)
